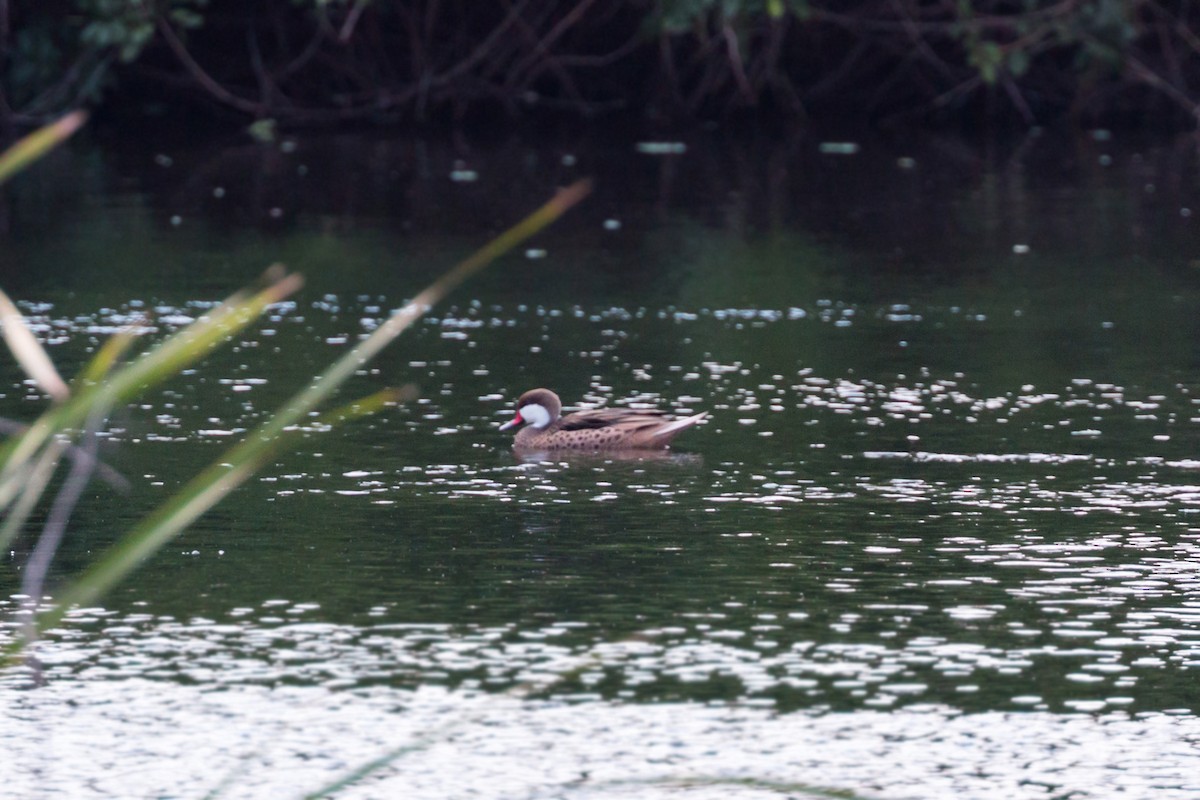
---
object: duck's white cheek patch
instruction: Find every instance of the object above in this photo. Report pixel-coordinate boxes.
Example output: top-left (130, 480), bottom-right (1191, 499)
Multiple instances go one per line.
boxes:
top-left (520, 403), bottom-right (553, 428)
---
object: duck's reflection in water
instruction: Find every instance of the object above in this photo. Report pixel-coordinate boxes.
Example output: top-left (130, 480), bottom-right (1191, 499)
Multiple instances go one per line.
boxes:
top-left (512, 448), bottom-right (704, 467)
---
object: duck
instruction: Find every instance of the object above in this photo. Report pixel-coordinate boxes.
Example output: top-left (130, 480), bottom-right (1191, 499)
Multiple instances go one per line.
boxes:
top-left (499, 388), bottom-right (708, 451)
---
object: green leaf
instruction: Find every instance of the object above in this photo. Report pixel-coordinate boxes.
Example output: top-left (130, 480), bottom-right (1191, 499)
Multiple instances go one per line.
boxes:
top-left (970, 41), bottom-right (1004, 84)
top-left (656, 0), bottom-right (719, 34)
top-left (1007, 46), bottom-right (1031, 78)
top-left (170, 9), bottom-right (206, 29)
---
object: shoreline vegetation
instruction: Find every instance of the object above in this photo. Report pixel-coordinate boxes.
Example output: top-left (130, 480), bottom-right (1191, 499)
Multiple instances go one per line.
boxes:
top-left (3, 2), bottom-right (1200, 133)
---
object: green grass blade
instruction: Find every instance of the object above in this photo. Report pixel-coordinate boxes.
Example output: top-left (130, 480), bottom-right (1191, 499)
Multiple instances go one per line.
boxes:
top-left (252, 179), bottom-right (592, 441)
top-left (0, 416), bottom-right (59, 513)
top-left (0, 270), bottom-right (303, 488)
top-left (310, 386), bottom-right (417, 427)
top-left (47, 451), bottom-right (273, 618)
top-left (616, 776), bottom-right (874, 799)
top-left (77, 323), bottom-right (144, 386)
top-left (0, 111), bottom-right (87, 186)
top-left (17, 180), bottom-right (590, 641)
top-left (302, 738), bottom-right (439, 799)
top-left (37, 388), bottom-right (403, 628)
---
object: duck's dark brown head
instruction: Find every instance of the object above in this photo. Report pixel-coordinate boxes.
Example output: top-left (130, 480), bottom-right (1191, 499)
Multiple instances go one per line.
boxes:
top-left (499, 388), bottom-right (563, 431)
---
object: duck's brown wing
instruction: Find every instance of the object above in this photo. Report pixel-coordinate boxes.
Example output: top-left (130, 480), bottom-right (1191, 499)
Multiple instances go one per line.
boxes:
top-left (558, 408), bottom-right (671, 432)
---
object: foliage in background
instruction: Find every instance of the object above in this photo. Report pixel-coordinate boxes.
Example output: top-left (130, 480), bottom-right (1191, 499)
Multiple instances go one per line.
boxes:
top-left (77, 0), bottom-right (208, 62)
top-left (0, 1), bottom-right (1197, 128)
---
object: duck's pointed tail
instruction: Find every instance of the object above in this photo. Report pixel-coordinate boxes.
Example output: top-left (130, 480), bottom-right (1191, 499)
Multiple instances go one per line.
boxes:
top-left (651, 411), bottom-right (709, 445)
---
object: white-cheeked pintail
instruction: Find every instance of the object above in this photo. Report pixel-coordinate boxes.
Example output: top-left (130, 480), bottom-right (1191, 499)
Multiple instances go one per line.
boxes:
top-left (499, 388), bottom-right (708, 450)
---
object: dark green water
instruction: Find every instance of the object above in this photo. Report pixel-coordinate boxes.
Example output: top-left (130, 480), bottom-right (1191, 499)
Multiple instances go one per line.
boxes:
top-left (3, 128), bottom-right (1200, 798)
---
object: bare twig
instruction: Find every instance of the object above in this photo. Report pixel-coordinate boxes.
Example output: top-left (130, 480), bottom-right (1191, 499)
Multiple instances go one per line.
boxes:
top-left (1126, 51), bottom-right (1200, 122)
top-left (156, 15), bottom-right (266, 116)
top-left (273, 24), bottom-right (329, 83)
top-left (506, 0), bottom-right (598, 82)
top-left (1001, 74), bottom-right (1036, 124)
top-left (502, 9), bottom-right (588, 107)
top-left (722, 23), bottom-right (754, 103)
top-left (337, 0), bottom-right (371, 44)
top-left (432, 0), bottom-right (530, 87)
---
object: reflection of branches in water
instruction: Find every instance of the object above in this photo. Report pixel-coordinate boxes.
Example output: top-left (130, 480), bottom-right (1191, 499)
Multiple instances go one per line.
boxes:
top-left (0, 418), bottom-right (129, 494)
top-left (16, 405), bottom-right (113, 680)
top-left (4, 407), bottom-right (127, 681)
top-left (512, 449), bottom-right (704, 467)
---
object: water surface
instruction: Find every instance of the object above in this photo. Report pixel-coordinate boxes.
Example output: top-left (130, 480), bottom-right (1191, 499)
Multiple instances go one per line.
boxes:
top-left (3, 127), bottom-right (1200, 797)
